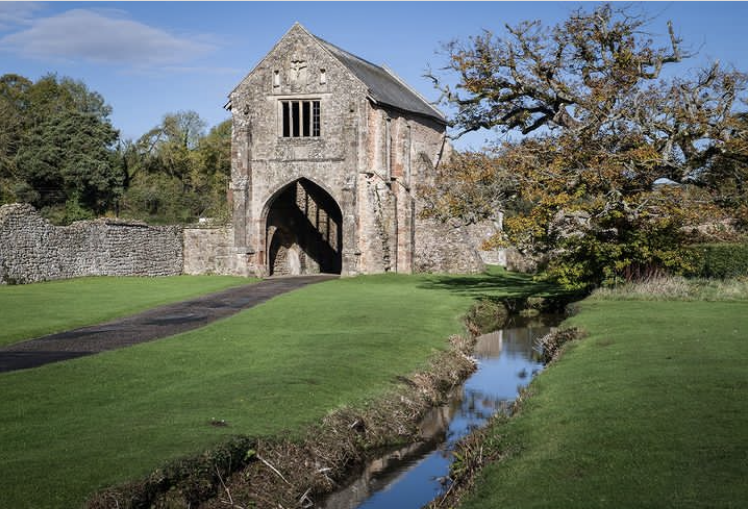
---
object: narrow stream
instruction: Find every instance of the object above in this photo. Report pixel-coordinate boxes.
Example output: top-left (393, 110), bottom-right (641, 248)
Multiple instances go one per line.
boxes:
top-left (321, 315), bottom-right (561, 509)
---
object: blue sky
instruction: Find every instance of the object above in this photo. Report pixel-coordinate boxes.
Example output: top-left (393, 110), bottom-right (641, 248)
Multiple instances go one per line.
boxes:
top-left (1, 2), bottom-right (747, 150)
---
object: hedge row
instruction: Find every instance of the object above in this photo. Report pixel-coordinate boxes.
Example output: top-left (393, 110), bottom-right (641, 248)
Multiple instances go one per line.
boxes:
top-left (690, 243), bottom-right (748, 279)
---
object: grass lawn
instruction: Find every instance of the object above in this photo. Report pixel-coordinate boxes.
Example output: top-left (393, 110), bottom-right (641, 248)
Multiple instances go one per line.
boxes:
top-left (458, 297), bottom-right (748, 509)
top-left (0, 269), bottom-right (556, 509)
top-left (0, 275), bottom-right (253, 347)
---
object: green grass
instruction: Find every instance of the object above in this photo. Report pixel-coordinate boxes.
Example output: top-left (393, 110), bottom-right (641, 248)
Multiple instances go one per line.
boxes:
top-left (459, 297), bottom-right (748, 509)
top-left (0, 270), bottom-right (556, 509)
top-left (0, 275), bottom-right (253, 347)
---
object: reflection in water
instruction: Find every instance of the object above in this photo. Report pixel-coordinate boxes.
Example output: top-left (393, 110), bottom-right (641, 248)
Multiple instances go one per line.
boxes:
top-left (320, 320), bottom-right (558, 509)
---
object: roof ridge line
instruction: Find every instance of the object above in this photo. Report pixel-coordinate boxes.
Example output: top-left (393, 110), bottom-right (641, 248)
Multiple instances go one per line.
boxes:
top-left (316, 35), bottom-right (446, 123)
top-left (229, 24), bottom-right (447, 124)
top-left (313, 35), bottom-right (383, 71)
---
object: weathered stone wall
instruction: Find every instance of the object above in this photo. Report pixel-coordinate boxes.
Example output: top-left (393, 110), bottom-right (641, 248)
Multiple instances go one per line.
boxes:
top-left (356, 106), bottom-right (441, 274)
top-left (465, 221), bottom-right (507, 267)
top-left (183, 226), bottom-right (235, 276)
top-left (357, 172), bottom-right (397, 273)
top-left (0, 204), bottom-right (182, 284)
top-left (414, 219), bottom-right (485, 274)
top-left (402, 115), bottom-right (487, 274)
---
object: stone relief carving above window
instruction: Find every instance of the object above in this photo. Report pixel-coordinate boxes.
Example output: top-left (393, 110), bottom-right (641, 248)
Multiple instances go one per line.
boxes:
top-left (289, 53), bottom-right (308, 82)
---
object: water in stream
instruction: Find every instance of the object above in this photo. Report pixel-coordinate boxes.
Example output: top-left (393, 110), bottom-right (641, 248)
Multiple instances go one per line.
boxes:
top-left (321, 316), bottom-right (560, 509)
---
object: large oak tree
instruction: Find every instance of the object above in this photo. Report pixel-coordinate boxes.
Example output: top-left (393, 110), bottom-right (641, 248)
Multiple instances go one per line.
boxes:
top-left (426, 4), bottom-right (748, 288)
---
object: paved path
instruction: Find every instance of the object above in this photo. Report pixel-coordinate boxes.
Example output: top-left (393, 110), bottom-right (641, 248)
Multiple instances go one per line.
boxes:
top-left (0, 275), bottom-right (337, 373)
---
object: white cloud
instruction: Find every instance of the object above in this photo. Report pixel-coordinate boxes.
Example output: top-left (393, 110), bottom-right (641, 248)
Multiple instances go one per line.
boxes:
top-left (0, 2), bottom-right (44, 31)
top-left (0, 8), bottom-right (216, 67)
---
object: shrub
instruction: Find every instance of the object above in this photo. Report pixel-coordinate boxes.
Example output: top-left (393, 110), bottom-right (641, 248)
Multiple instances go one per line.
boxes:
top-left (690, 243), bottom-right (748, 279)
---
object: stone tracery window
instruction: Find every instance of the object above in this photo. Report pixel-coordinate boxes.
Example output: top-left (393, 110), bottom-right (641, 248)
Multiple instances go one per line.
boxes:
top-left (280, 100), bottom-right (320, 138)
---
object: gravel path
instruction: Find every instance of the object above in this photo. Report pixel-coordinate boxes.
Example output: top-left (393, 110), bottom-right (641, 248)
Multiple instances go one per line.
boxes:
top-left (0, 275), bottom-right (337, 373)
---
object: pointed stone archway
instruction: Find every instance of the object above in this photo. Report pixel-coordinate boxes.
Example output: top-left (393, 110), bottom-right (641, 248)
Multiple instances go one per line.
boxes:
top-left (265, 178), bottom-right (343, 276)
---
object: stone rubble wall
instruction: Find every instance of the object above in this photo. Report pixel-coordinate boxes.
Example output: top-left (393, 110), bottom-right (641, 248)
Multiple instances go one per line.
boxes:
top-left (414, 218), bottom-right (485, 274)
top-left (182, 226), bottom-right (235, 276)
top-left (0, 202), bottom-right (497, 283)
top-left (0, 204), bottom-right (183, 284)
top-left (464, 221), bottom-right (507, 267)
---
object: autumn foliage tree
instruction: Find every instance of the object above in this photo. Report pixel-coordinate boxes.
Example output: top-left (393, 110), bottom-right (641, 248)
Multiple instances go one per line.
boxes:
top-left (426, 4), bottom-right (748, 289)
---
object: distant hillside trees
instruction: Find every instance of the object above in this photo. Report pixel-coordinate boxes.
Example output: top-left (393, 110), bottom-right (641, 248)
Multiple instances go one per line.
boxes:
top-left (426, 3), bottom-right (748, 289)
top-left (0, 73), bottom-right (230, 225)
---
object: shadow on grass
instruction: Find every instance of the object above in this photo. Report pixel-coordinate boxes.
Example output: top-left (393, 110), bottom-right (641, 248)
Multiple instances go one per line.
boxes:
top-left (418, 267), bottom-right (585, 311)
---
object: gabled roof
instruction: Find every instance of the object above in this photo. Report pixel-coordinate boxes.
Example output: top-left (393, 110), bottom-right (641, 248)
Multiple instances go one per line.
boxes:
top-left (227, 23), bottom-right (447, 124)
top-left (314, 35), bottom-right (447, 124)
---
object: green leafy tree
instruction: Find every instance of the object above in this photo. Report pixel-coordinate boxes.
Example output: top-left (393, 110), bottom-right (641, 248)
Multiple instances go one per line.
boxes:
top-left (120, 113), bottom-right (230, 223)
top-left (16, 109), bottom-right (121, 214)
top-left (195, 119), bottom-right (232, 220)
top-left (0, 74), bottom-right (32, 203)
top-left (1, 73), bottom-right (123, 221)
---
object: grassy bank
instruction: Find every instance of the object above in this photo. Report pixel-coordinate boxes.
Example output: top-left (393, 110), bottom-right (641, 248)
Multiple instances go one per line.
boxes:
top-left (455, 285), bottom-right (748, 509)
top-left (0, 269), bottom-right (556, 509)
top-left (0, 275), bottom-right (253, 347)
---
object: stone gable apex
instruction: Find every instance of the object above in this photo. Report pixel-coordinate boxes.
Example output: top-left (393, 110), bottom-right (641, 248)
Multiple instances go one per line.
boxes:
top-left (227, 22), bottom-right (360, 107)
top-left (227, 23), bottom-right (446, 124)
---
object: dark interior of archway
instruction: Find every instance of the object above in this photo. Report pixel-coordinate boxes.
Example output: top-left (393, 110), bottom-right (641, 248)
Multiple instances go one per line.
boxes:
top-left (267, 179), bottom-right (342, 276)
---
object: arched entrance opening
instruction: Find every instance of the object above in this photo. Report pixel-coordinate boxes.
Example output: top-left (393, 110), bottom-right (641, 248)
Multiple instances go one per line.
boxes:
top-left (265, 178), bottom-right (343, 276)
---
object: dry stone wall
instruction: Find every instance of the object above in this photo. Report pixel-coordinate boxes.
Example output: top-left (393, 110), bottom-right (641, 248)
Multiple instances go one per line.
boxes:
top-left (0, 204), bottom-right (183, 284)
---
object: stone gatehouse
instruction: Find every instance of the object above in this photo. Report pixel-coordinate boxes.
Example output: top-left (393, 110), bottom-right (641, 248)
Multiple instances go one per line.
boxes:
top-left (226, 23), bottom-right (484, 277)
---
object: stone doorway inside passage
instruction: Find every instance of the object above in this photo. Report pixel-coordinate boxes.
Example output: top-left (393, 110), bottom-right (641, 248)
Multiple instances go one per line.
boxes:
top-left (265, 178), bottom-right (343, 276)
